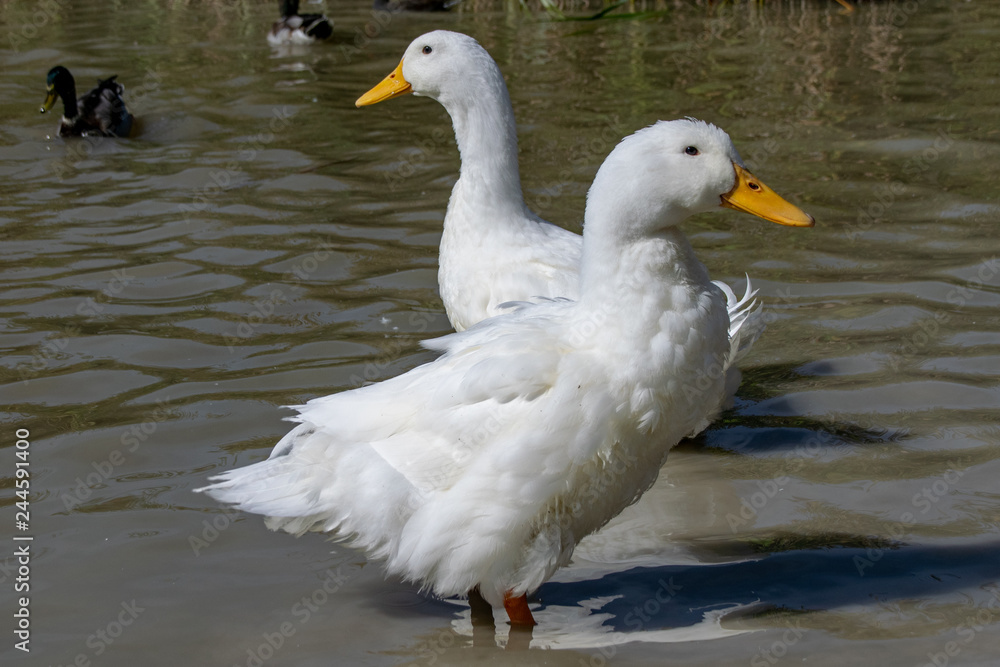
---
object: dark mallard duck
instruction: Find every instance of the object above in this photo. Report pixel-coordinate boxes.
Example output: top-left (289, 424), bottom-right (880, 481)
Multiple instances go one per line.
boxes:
top-left (40, 65), bottom-right (133, 138)
top-left (268, 0), bottom-right (333, 45)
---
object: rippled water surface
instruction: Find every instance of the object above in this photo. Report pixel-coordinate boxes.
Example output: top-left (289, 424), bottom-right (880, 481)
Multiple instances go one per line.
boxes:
top-left (2, 0), bottom-right (1000, 664)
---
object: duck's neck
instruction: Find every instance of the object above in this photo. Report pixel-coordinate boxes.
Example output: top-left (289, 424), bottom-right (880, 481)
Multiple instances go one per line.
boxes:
top-left (580, 224), bottom-right (709, 309)
top-left (441, 67), bottom-right (527, 218)
top-left (59, 82), bottom-right (79, 120)
top-left (578, 153), bottom-right (715, 306)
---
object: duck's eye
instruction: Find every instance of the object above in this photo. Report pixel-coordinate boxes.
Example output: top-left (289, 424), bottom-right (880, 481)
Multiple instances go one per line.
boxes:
top-left (684, 146), bottom-right (699, 156)
top-left (422, 45), bottom-right (433, 55)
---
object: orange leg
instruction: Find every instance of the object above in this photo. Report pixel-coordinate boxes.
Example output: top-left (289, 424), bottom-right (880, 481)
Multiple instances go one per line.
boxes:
top-left (503, 591), bottom-right (536, 627)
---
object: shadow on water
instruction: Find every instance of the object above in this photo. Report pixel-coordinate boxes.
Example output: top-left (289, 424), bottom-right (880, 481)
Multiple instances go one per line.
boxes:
top-left (701, 360), bottom-right (912, 449)
top-left (542, 540), bottom-right (1000, 629)
top-left (383, 540), bottom-right (1000, 658)
top-left (698, 415), bottom-right (906, 453)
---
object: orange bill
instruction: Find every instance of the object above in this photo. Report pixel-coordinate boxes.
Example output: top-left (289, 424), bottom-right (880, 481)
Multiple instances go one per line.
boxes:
top-left (356, 60), bottom-right (412, 107)
top-left (720, 163), bottom-right (815, 227)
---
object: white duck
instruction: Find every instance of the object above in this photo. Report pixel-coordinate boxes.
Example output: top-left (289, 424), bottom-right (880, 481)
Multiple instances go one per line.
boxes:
top-left (357, 30), bottom-right (580, 332)
top-left (199, 119), bottom-right (813, 627)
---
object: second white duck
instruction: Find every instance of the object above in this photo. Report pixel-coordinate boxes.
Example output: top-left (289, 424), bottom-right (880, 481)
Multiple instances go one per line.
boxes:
top-left (357, 30), bottom-right (586, 331)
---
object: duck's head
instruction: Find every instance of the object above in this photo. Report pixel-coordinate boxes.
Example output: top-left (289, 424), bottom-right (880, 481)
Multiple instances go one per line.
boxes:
top-left (587, 119), bottom-right (814, 237)
top-left (356, 30), bottom-right (496, 108)
top-left (41, 65), bottom-right (75, 114)
top-left (280, 0), bottom-right (300, 16)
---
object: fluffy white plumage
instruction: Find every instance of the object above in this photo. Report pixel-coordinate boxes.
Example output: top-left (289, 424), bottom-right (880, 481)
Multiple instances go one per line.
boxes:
top-left (198, 119), bottom-right (812, 614)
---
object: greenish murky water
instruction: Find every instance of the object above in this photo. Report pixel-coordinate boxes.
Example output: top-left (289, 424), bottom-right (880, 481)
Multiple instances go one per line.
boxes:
top-left (2, 0), bottom-right (999, 665)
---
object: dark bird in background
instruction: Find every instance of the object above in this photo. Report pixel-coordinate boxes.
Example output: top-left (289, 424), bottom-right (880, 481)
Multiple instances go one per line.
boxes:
top-left (40, 65), bottom-right (133, 138)
top-left (268, 0), bottom-right (333, 45)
